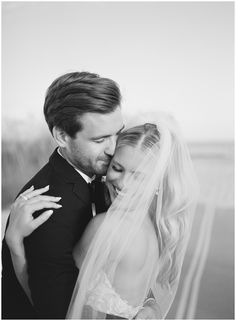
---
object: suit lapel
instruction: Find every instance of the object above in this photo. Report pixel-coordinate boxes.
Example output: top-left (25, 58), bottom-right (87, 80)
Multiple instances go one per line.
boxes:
top-left (49, 149), bottom-right (90, 206)
top-left (72, 182), bottom-right (91, 205)
top-left (92, 179), bottom-right (110, 214)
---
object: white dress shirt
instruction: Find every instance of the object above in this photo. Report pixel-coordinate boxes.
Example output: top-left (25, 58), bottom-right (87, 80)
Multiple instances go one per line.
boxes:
top-left (57, 148), bottom-right (97, 216)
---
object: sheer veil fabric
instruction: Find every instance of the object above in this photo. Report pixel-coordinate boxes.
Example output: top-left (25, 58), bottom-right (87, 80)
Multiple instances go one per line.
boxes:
top-left (66, 112), bottom-right (199, 319)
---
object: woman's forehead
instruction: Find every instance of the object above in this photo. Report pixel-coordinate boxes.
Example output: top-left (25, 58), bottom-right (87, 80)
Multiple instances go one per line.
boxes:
top-left (113, 145), bottom-right (144, 169)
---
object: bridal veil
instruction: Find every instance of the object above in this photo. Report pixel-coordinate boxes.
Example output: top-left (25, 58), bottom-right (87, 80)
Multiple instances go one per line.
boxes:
top-left (66, 112), bottom-right (198, 319)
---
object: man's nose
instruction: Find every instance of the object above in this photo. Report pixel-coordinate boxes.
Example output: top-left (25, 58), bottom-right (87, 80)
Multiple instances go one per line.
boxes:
top-left (104, 136), bottom-right (117, 157)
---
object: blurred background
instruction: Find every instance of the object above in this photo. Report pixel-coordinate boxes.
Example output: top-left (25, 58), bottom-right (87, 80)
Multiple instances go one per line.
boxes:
top-left (2, 2), bottom-right (234, 319)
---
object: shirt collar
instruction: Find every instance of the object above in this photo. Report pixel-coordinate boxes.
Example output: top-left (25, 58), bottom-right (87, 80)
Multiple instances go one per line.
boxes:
top-left (57, 148), bottom-right (95, 184)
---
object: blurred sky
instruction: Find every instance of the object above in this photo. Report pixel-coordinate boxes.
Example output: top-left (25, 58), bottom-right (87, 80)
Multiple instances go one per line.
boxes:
top-left (2, 1), bottom-right (234, 142)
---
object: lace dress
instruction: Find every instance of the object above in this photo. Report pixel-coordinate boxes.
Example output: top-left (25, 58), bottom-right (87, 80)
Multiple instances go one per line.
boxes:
top-left (85, 271), bottom-right (142, 319)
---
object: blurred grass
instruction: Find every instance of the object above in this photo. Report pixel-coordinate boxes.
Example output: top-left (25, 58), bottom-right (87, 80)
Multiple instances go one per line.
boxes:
top-left (2, 139), bottom-right (234, 209)
top-left (2, 136), bottom-right (56, 208)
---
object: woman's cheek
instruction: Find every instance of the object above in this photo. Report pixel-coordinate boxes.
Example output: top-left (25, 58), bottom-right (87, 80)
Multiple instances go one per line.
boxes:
top-left (106, 168), bottom-right (118, 184)
top-left (105, 182), bottom-right (114, 202)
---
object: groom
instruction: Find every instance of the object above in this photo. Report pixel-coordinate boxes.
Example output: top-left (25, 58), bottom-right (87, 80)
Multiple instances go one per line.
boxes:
top-left (2, 71), bottom-right (159, 319)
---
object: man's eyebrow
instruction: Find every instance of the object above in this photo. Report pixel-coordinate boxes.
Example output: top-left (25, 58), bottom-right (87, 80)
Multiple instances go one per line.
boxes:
top-left (91, 125), bottom-right (125, 140)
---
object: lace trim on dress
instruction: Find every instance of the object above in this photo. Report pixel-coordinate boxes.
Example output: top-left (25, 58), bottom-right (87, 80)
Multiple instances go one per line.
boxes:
top-left (86, 271), bottom-right (142, 319)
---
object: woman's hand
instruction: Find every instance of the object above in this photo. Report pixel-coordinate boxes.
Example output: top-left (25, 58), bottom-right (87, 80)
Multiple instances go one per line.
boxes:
top-left (5, 185), bottom-right (62, 251)
top-left (135, 298), bottom-right (162, 319)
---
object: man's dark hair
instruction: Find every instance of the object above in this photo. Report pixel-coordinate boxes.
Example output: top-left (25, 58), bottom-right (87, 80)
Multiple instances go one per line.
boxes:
top-left (44, 71), bottom-right (121, 138)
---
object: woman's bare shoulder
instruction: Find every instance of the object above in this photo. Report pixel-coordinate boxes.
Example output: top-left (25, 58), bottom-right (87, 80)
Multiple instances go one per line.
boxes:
top-left (82, 213), bottom-right (106, 244)
top-left (119, 220), bottom-right (158, 271)
top-left (89, 212), bottom-right (106, 229)
top-left (73, 213), bottom-right (106, 267)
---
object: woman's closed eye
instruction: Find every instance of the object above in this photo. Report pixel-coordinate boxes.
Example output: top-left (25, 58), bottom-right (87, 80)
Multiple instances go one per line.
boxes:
top-left (112, 165), bottom-right (123, 172)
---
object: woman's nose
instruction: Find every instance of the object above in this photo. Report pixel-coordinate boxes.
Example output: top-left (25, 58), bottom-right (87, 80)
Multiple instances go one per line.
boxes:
top-left (116, 173), bottom-right (128, 191)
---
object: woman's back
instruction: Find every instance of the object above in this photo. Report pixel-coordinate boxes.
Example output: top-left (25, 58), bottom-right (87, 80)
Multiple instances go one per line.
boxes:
top-left (73, 213), bottom-right (159, 310)
top-left (111, 217), bottom-right (159, 306)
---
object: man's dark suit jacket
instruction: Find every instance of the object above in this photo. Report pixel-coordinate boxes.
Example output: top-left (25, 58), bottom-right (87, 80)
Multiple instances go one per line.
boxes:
top-left (2, 149), bottom-right (107, 319)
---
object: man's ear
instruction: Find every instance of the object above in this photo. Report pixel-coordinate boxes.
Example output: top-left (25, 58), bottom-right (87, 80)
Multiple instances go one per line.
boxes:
top-left (52, 127), bottom-right (68, 148)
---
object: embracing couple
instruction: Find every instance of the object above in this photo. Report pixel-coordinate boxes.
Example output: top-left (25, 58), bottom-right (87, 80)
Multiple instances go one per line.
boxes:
top-left (2, 72), bottom-right (198, 319)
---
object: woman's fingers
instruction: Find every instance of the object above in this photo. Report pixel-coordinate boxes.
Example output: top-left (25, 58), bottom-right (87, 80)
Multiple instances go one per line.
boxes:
top-left (16, 185), bottom-right (50, 203)
top-left (22, 185), bottom-right (50, 199)
top-left (7, 192), bottom-right (62, 240)
top-left (27, 201), bottom-right (62, 212)
top-left (17, 186), bottom-right (62, 206)
top-left (20, 186), bottom-right (34, 196)
top-left (31, 210), bottom-right (54, 229)
top-left (28, 195), bottom-right (61, 204)
top-left (10, 198), bottom-right (62, 222)
top-left (15, 186), bottom-right (34, 203)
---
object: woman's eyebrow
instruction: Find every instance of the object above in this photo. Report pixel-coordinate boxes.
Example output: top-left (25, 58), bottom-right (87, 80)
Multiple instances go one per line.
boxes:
top-left (117, 125), bottom-right (125, 135)
top-left (131, 170), bottom-right (142, 176)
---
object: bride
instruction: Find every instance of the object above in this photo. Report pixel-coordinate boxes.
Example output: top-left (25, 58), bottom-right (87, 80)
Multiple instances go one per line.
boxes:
top-left (5, 113), bottom-right (198, 319)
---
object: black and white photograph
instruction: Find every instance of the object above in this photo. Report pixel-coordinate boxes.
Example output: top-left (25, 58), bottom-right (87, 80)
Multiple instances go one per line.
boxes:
top-left (2, 1), bottom-right (234, 319)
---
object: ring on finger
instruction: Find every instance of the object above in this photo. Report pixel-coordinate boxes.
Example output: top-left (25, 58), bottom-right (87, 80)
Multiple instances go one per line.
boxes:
top-left (20, 194), bottom-right (28, 201)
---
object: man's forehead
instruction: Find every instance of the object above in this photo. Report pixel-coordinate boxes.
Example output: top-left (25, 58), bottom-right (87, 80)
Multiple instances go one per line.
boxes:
top-left (80, 110), bottom-right (124, 137)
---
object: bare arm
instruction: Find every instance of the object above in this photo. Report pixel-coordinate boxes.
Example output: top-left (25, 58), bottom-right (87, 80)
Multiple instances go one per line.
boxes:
top-left (73, 213), bottom-right (106, 268)
top-left (6, 237), bottom-right (33, 303)
top-left (5, 186), bottom-right (62, 304)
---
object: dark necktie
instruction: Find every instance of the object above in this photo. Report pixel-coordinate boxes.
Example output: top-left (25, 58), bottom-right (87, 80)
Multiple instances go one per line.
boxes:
top-left (88, 177), bottom-right (110, 215)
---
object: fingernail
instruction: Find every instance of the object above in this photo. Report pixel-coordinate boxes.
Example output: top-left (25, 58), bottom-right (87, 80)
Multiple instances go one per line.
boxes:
top-left (55, 197), bottom-right (61, 200)
top-left (45, 185), bottom-right (50, 189)
top-left (47, 210), bottom-right (53, 215)
top-left (56, 204), bottom-right (62, 208)
top-left (30, 185), bottom-right (34, 189)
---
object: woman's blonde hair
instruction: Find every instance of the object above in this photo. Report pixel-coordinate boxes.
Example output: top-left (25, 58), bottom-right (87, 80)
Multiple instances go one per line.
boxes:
top-left (116, 120), bottom-right (197, 289)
